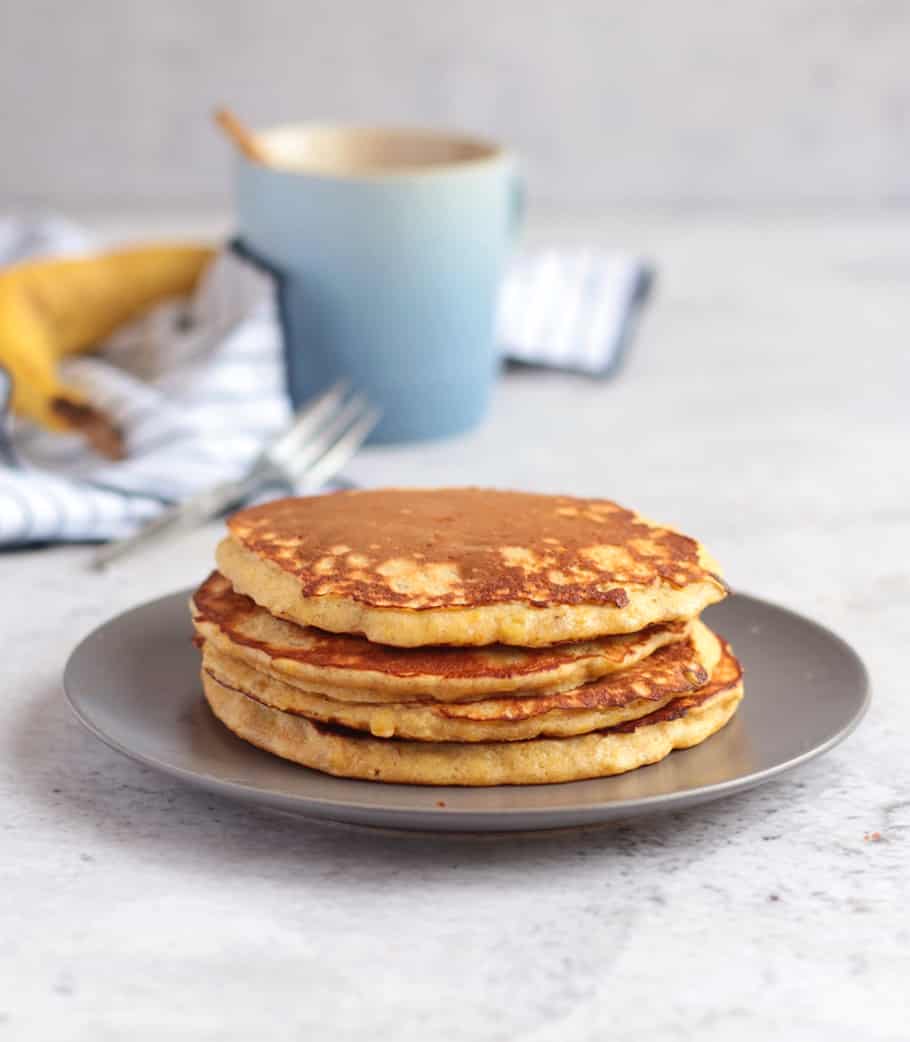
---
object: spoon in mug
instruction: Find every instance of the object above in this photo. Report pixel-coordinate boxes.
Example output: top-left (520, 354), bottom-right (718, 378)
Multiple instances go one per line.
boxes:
top-left (213, 107), bottom-right (271, 165)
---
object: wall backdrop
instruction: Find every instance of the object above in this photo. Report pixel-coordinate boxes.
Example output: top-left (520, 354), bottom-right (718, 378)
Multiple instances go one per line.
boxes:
top-left (2, 0), bottom-right (907, 212)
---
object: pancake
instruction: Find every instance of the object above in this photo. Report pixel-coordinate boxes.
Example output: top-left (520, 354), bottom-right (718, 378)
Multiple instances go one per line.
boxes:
top-left (199, 620), bottom-right (721, 742)
top-left (191, 571), bottom-right (690, 702)
top-left (217, 488), bottom-right (727, 647)
top-left (202, 639), bottom-right (744, 786)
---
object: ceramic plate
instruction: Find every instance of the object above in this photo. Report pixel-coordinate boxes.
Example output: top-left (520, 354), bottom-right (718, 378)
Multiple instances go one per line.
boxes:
top-left (63, 590), bottom-right (869, 832)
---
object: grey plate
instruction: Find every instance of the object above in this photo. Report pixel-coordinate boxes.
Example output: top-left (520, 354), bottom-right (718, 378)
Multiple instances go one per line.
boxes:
top-left (63, 590), bottom-right (869, 832)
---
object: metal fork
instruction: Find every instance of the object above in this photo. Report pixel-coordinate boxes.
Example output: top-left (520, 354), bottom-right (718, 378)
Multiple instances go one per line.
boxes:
top-left (91, 382), bottom-right (379, 570)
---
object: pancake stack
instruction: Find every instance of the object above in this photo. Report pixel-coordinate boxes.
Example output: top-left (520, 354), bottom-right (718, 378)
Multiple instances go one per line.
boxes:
top-left (192, 489), bottom-right (743, 786)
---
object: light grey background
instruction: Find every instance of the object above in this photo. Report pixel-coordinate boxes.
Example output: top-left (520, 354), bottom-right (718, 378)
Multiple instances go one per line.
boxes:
top-left (3, 0), bottom-right (908, 213)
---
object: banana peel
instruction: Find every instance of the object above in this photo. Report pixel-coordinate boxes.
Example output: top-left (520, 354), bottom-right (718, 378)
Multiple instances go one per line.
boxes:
top-left (0, 244), bottom-right (214, 458)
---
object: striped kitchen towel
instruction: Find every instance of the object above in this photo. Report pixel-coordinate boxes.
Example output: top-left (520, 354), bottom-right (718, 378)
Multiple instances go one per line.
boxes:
top-left (500, 247), bottom-right (652, 375)
top-left (0, 217), bottom-right (652, 547)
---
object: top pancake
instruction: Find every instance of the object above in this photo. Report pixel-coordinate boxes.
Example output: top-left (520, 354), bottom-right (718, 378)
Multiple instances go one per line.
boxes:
top-left (218, 488), bottom-right (726, 647)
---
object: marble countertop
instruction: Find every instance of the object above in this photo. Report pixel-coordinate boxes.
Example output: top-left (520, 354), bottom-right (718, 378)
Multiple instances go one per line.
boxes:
top-left (2, 213), bottom-right (907, 1041)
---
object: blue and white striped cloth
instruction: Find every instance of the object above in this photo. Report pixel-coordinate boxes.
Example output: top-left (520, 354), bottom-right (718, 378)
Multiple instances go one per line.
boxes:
top-left (0, 218), bottom-right (652, 547)
top-left (500, 248), bottom-right (651, 374)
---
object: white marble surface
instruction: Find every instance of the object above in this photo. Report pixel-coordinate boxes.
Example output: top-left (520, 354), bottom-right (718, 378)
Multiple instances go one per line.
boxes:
top-left (1, 214), bottom-right (908, 1040)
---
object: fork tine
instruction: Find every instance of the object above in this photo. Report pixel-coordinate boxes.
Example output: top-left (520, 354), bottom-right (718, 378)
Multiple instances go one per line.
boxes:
top-left (279, 392), bottom-right (371, 474)
top-left (297, 406), bottom-right (381, 490)
top-left (262, 379), bottom-right (350, 467)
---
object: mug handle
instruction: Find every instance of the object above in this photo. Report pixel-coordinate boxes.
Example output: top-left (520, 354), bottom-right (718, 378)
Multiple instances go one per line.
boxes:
top-left (229, 237), bottom-right (292, 339)
top-left (229, 238), bottom-right (301, 400)
top-left (229, 237), bottom-right (285, 281)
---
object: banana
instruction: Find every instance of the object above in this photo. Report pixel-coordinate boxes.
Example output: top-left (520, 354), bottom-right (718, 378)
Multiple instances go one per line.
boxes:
top-left (0, 244), bottom-right (214, 458)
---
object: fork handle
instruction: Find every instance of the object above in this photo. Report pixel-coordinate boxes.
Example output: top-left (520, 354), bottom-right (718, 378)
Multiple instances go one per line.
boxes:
top-left (90, 476), bottom-right (254, 570)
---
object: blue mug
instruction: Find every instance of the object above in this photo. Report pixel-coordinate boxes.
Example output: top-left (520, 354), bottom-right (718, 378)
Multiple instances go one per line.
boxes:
top-left (235, 124), bottom-right (521, 444)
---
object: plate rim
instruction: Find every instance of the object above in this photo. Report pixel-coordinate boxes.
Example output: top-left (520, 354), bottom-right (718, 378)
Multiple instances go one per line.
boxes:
top-left (62, 588), bottom-right (871, 829)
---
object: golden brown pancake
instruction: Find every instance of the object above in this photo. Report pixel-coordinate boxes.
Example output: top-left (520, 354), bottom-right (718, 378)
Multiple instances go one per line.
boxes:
top-left (199, 621), bottom-right (721, 742)
top-left (202, 639), bottom-right (744, 786)
top-left (191, 571), bottom-right (690, 702)
top-left (217, 488), bottom-right (727, 646)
